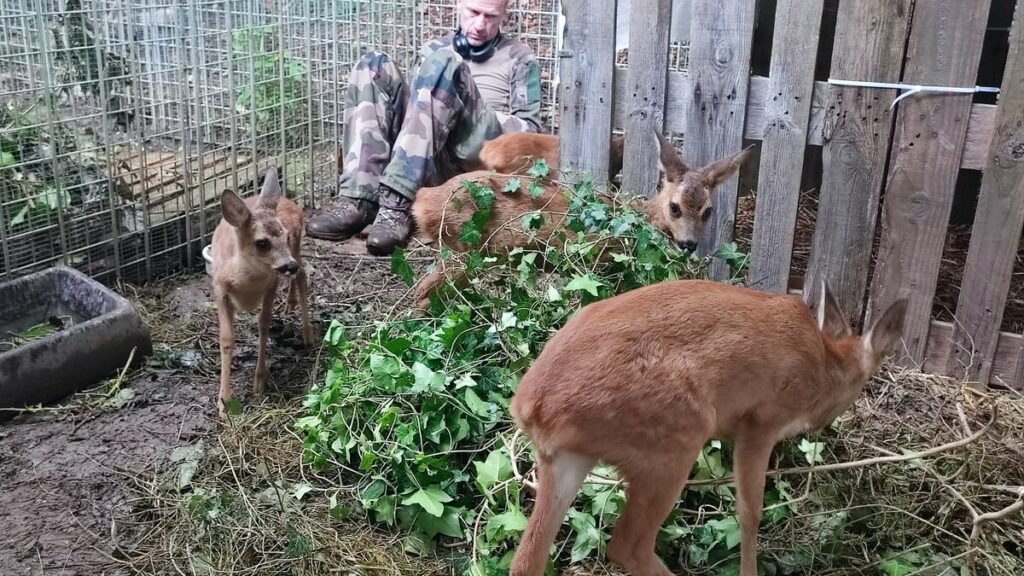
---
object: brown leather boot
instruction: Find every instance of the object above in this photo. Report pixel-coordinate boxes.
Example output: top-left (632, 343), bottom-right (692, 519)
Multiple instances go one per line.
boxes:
top-left (365, 184), bottom-right (413, 256)
top-left (306, 196), bottom-right (377, 241)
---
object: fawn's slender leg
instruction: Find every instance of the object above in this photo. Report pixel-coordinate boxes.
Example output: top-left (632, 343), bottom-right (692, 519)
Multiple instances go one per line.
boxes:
top-left (733, 432), bottom-right (775, 576)
top-left (254, 283), bottom-right (275, 395)
top-left (509, 450), bottom-right (595, 576)
top-left (607, 443), bottom-right (701, 576)
top-left (216, 293), bottom-right (235, 417)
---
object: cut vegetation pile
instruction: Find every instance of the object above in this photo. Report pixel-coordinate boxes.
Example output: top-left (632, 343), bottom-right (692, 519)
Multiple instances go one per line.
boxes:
top-left (114, 170), bottom-right (1024, 576)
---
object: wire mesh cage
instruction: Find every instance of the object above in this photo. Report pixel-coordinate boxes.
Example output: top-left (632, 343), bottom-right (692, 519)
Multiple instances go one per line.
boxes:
top-left (0, 0), bottom-right (566, 284)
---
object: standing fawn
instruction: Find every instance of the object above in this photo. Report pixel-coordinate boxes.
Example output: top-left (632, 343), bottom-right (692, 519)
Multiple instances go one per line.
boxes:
top-left (509, 279), bottom-right (908, 576)
top-left (211, 167), bottom-right (314, 417)
top-left (408, 131), bottom-right (752, 310)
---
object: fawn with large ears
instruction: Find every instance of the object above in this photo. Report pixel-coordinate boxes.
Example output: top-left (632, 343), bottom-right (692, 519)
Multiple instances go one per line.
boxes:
top-left (643, 129), bottom-right (754, 252)
top-left (508, 279), bottom-right (908, 576)
top-left (408, 132), bottom-right (755, 312)
top-left (211, 167), bottom-right (314, 417)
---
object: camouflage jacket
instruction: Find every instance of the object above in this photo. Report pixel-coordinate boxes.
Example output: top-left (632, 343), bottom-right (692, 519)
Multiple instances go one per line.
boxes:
top-left (415, 33), bottom-right (543, 132)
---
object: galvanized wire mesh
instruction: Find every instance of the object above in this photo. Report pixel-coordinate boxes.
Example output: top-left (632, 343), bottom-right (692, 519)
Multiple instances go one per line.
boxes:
top-left (0, 0), bottom-right (564, 283)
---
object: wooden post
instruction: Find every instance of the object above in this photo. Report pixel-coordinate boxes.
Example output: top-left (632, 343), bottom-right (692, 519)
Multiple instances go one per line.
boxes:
top-left (557, 0), bottom-right (618, 184)
top-left (866, 0), bottom-right (992, 369)
top-left (947, 2), bottom-right (1024, 387)
top-left (803, 0), bottom-right (913, 321)
top-left (621, 0), bottom-right (672, 198)
top-left (684, 0), bottom-right (756, 280)
top-left (747, 0), bottom-right (823, 293)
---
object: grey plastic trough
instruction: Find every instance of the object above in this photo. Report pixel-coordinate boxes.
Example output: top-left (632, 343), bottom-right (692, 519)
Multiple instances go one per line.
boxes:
top-left (0, 266), bottom-right (152, 412)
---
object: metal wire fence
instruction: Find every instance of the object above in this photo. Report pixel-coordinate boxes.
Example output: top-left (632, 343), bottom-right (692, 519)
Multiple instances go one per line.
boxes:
top-left (0, 0), bottom-right (573, 284)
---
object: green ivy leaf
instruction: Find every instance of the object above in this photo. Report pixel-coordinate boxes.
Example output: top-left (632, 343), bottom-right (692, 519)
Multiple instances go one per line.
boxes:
top-left (502, 177), bottom-right (521, 193)
top-left (564, 274), bottom-right (604, 297)
top-left (360, 479), bottom-right (387, 502)
top-left (485, 508), bottom-right (528, 539)
top-left (416, 505), bottom-right (463, 538)
top-left (402, 486), bottom-right (453, 517)
top-left (464, 388), bottom-right (493, 417)
top-left (411, 362), bottom-right (445, 393)
top-left (798, 438), bottom-right (825, 465)
top-left (527, 181), bottom-right (545, 199)
top-left (292, 482), bottom-right (313, 500)
top-left (391, 248), bottom-right (415, 286)
top-left (522, 211), bottom-right (543, 232)
top-left (474, 447), bottom-right (512, 493)
top-left (527, 158), bottom-right (549, 179)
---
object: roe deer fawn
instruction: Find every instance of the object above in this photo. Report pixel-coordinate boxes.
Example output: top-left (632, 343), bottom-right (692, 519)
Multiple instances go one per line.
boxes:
top-left (508, 279), bottom-right (908, 576)
top-left (211, 167), bottom-right (314, 417)
top-left (478, 132), bottom-right (625, 181)
top-left (408, 131), bottom-right (752, 311)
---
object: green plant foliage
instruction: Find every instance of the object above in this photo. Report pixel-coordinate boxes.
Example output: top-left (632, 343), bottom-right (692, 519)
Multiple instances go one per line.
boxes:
top-left (298, 167), bottom-right (807, 574)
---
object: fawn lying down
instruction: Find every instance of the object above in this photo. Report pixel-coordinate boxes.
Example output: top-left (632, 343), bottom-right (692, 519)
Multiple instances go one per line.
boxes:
top-left (409, 131), bottom-right (752, 310)
top-left (211, 167), bottom-right (314, 417)
top-left (478, 132), bottom-right (625, 181)
top-left (509, 279), bottom-right (908, 576)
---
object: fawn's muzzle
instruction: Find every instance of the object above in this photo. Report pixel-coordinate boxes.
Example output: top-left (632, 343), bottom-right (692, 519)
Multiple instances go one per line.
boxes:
top-left (276, 261), bottom-right (299, 275)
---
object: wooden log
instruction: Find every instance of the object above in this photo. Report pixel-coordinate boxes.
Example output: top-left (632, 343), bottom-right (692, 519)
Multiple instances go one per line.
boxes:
top-left (867, 0), bottom-right (992, 368)
top-left (746, 0), bottom-right (823, 294)
top-left (621, 0), bottom-right (672, 199)
top-left (557, 0), bottom-right (618, 184)
top-left (803, 0), bottom-right (913, 322)
top-left (947, 2), bottom-right (1024, 387)
top-left (684, 0), bottom-right (756, 280)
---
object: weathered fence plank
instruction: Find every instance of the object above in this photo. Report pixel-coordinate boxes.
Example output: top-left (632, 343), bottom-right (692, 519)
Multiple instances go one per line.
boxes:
top-left (962, 104), bottom-right (997, 170)
top-left (803, 0), bottom-right (913, 321)
top-left (611, 73), bottom-right (996, 167)
top-left (621, 0), bottom-right (672, 198)
top-left (947, 4), bottom-right (1024, 387)
top-left (747, 0), bottom-right (823, 293)
top-left (925, 322), bottom-right (1023, 389)
top-left (866, 0), bottom-right (992, 368)
top-left (684, 0), bottom-right (756, 279)
top-left (557, 0), bottom-right (618, 183)
top-left (1013, 339), bottom-right (1024, 391)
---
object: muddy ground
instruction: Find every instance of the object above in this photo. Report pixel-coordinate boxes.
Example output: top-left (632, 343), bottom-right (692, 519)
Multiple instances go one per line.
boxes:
top-left (0, 233), bottom-right (423, 576)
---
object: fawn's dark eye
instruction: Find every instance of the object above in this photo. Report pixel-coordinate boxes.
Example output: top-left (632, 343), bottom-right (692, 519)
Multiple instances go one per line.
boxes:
top-left (669, 202), bottom-right (681, 218)
top-left (700, 206), bottom-right (713, 222)
top-left (255, 239), bottom-right (271, 252)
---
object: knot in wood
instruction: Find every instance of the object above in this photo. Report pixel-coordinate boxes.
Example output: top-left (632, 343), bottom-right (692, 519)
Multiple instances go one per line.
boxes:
top-left (1011, 142), bottom-right (1024, 160)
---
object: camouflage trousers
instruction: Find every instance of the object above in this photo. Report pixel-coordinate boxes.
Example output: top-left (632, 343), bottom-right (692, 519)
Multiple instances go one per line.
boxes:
top-left (338, 48), bottom-right (527, 202)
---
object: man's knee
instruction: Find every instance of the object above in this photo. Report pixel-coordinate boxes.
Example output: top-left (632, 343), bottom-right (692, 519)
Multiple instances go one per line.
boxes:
top-left (354, 50), bottom-right (391, 73)
top-left (417, 47), bottom-right (469, 83)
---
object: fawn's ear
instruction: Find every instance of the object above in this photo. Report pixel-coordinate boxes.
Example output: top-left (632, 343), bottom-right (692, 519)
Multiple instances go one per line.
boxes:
top-left (701, 144), bottom-right (754, 189)
top-left (258, 166), bottom-right (282, 208)
top-left (221, 190), bottom-right (250, 228)
top-left (654, 129), bottom-right (688, 182)
top-left (865, 298), bottom-right (908, 361)
top-left (817, 279), bottom-right (851, 339)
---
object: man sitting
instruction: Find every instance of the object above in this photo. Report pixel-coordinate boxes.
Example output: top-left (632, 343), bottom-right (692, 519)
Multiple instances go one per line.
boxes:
top-left (306, 0), bottom-right (543, 256)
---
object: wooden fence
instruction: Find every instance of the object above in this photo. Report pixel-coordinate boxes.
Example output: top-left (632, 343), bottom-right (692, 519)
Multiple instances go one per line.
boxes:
top-left (555, 0), bottom-right (1024, 390)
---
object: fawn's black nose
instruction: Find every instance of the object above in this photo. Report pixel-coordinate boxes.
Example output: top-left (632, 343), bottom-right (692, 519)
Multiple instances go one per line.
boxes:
top-left (677, 239), bottom-right (698, 252)
top-left (277, 261), bottom-right (299, 275)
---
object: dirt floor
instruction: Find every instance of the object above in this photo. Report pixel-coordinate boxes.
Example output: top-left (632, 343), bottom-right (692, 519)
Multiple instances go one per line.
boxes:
top-left (0, 232), bottom-right (421, 576)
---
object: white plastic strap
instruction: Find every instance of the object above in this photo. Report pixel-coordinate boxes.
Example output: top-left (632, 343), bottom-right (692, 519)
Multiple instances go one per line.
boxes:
top-left (827, 78), bottom-right (1001, 109)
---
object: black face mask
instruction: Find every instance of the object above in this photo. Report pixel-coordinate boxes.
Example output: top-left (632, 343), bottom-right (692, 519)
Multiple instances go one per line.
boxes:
top-left (452, 27), bottom-right (503, 63)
